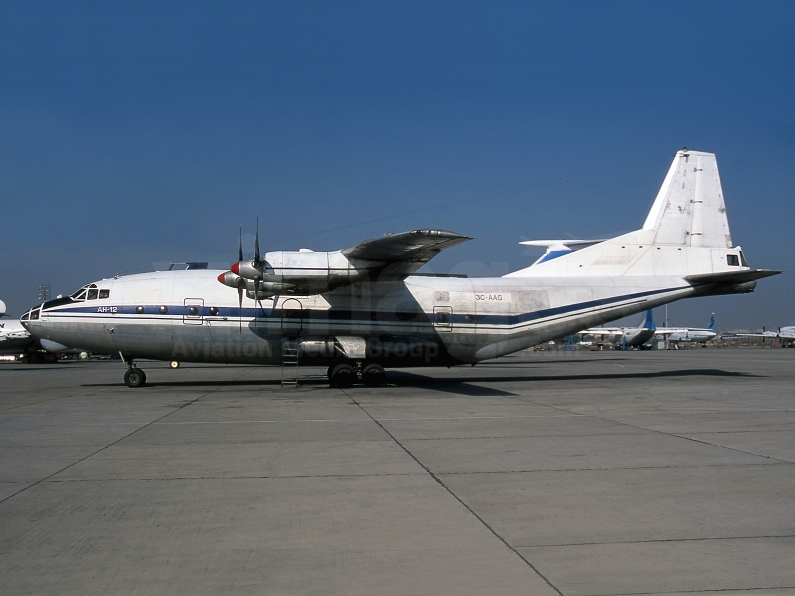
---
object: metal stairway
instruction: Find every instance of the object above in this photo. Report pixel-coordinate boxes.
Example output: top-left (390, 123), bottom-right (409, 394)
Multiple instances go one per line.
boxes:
top-left (281, 337), bottom-right (299, 388)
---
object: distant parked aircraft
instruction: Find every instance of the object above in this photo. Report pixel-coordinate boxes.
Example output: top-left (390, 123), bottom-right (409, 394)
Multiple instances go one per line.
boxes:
top-left (655, 313), bottom-right (717, 344)
top-left (736, 326), bottom-right (795, 347)
top-left (583, 309), bottom-right (656, 348)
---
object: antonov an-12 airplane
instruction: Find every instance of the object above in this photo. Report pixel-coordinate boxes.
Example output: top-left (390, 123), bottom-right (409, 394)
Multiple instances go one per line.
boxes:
top-left (22, 150), bottom-right (780, 388)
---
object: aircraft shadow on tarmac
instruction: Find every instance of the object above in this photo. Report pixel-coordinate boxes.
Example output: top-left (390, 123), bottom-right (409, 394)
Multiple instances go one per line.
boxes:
top-left (80, 367), bottom-right (760, 397)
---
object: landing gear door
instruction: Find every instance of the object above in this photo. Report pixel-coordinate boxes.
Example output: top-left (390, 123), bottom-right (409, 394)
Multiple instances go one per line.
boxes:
top-left (433, 306), bottom-right (453, 331)
top-left (183, 298), bottom-right (204, 325)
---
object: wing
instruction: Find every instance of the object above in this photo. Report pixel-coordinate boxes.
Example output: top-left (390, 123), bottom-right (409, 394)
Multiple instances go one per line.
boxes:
top-left (342, 229), bottom-right (471, 281)
top-left (582, 327), bottom-right (622, 335)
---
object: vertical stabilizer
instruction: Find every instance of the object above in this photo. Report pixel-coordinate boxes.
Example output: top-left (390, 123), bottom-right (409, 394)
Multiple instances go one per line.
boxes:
top-left (709, 313), bottom-right (715, 333)
top-left (642, 150), bottom-right (732, 248)
top-left (644, 309), bottom-right (655, 330)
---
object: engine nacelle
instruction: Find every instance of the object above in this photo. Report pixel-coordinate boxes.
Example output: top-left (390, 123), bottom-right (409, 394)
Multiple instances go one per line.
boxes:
top-left (225, 250), bottom-right (370, 296)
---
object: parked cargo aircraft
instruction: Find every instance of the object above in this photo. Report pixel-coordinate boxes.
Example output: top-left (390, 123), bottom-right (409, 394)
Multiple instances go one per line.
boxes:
top-left (582, 309), bottom-right (656, 348)
top-left (22, 150), bottom-right (779, 387)
top-left (655, 313), bottom-right (717, 344)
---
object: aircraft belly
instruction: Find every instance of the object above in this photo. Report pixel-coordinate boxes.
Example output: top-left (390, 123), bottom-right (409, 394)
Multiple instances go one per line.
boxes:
top-left (111, 319), bottom-right (174, 360)
top-left (32, 318), bottom-right (116, 355)
top-left (173, 323), bottom-right (279, 364)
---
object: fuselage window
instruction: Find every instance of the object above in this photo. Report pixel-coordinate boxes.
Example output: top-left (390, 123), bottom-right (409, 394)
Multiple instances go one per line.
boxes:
top-left (209, 307), bottom-right (219, 316)
top-left (99, 289), bottom-right (110, 299)
top-left (87, 289), bottom-right (99, 300)
top-left (187, 306), bottom-right (199, 316)
top-left (727, 255), bottom-right (740, 266)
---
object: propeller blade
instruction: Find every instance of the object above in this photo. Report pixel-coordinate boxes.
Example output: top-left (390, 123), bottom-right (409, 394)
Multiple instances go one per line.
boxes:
top-left (254, 215), bottom-right (261, 264)
top-left (253, 278), bottom-right (260, 327)
top-left (238, 225), bottom-right (243, 263)
top-left (238, 285), bottom-right (243, 334)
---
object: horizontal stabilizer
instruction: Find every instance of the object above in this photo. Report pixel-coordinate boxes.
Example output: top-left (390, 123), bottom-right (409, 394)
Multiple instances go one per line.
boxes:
top-left (519, 239), bottom-right (606, 266)
top-left (685, 269), bottom-right (781, 285)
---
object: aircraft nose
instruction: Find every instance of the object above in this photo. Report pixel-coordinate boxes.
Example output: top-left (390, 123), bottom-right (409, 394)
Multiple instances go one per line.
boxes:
top-left (20, 304), bottom-right (43, 330)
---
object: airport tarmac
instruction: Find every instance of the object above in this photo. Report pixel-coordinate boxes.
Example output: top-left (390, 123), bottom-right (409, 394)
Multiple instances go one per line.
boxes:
top-left (1, 349), bottom-right (794, 595)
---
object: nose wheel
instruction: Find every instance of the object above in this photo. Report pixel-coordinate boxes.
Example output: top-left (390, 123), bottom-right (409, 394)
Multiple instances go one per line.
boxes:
top-left (124, 365), bottom-right (147, 388)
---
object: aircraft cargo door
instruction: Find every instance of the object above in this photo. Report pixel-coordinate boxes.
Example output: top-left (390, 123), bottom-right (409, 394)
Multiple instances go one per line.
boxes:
top-left (433, 306), bottom-right (453, 331)
top-left (280, 298), bottom-right (303, 336)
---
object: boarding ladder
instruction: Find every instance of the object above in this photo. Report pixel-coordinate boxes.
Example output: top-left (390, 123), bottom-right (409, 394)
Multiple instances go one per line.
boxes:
top-left (281, 337), bottom-right (299, 388)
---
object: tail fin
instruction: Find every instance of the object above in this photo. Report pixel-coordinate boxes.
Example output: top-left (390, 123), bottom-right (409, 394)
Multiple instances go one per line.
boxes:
top-left (642, 149), bottom-right (732, 248)
top-left (709, 313), bottom-right (715, 333)
top-left (506, 149), bottom-right (747, 279)
top-left (643, 309), bottom-right (655, 330)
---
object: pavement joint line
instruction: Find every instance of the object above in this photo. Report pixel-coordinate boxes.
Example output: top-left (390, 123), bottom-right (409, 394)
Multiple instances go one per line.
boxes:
top-left (434, 461), bottom-right (788, 474)
top-left (680, 429), bottom-right (795, 434)
top-left (576, 586), bottom-right (795, 596)
top-left (0, 368), bottom-right (254, 505)
top-left (0, 387), bottom-right (111, 414)
top-left (514, 533), bottom-right (795, 548)
top-left (582, 409), bottom-right (795, 415)
top-left (150, 414), bottom-right (584, 424)
top-left (403, 432), bottom-right (652, 440)
top-left (45, 472), bottom-right (421, 482)
top-left (503, 394), bottom-right (795, 466)
top-left (153, 419), bottom-right (374, 424)
top-left (343, 388), bottom-right (565, 596)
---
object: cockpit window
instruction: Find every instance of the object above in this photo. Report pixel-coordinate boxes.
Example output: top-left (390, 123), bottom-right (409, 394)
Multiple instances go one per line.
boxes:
top-left (99, 289), bottom-right (110, 299)
top-left (727, 255), bottom-right (740, 266)
top-left (739, 251), bottom-right (748, 267)
top-left (71, 285), bottom-right (89, 300)
top-left (70, 284), bottom-right (100, 301)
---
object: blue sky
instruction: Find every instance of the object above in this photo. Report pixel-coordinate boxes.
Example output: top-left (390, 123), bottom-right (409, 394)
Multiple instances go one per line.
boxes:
top-left (1, 1), bottom-right (793, 329)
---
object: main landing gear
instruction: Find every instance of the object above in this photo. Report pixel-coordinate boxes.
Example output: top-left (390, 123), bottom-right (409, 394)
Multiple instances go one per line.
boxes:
top-left (123, 361), bottom-right (147, 388)
top-left (327, 362), bottom-right (387, 388)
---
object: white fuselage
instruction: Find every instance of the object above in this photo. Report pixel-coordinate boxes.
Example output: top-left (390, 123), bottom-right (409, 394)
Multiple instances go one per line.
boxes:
top-left (23, 270), bottom-right (699, 367)
top-left (662, 328), bottom-right (717, 343)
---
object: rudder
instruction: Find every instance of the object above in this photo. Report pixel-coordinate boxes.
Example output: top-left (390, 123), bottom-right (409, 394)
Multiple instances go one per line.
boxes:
top-left (642, 149), bottom-right (733, 248)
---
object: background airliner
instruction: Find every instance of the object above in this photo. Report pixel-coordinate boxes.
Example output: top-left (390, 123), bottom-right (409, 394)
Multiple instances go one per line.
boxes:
top-left (654, 313), bottom-right (717, 344)
top-left (21, 150), bottom-right (779, 387)
top-left (736, 325), bottom-right (795, 347)
top-left (582, 310), bottom-right (656, 348)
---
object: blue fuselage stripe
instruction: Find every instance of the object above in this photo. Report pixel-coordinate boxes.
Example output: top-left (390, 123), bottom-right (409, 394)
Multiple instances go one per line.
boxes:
top-left (42, 286), bottom-right (688, 328)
